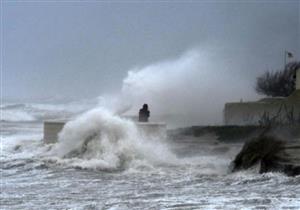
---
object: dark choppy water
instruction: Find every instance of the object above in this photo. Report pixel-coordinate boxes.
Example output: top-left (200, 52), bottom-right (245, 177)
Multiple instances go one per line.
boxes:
top-left (1, 102), bottom-right (300, 209)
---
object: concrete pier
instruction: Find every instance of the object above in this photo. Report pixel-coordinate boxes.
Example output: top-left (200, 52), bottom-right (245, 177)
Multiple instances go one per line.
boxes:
top-left (43, 121), bottom-right (66, 144)
top-left (43, 121), bottom-right (166, 144)
top-left (136, 122), bottom-right (167, 137)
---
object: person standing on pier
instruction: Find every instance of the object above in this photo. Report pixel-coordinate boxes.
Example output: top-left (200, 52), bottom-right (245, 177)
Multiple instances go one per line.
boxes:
top-left (139, 104), bottom-right (150, 122)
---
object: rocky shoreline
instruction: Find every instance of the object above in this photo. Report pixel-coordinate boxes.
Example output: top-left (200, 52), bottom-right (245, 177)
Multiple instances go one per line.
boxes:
top-left (170, 125), bottom-right (300, 176)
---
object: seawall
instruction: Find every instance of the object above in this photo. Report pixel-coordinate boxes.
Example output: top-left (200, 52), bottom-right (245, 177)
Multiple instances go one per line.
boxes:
top-left (224, 94), bottom-right (300, 125)
top-left (169, 125), bottom-right (300, 142)
top-left (43, 121), bottom-right (166, 144)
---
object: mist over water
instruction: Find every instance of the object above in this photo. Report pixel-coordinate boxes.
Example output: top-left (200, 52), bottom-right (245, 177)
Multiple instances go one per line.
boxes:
top-left (99, 49), bottom-right (256, 126)
top-left (2, 48), bottom-right (255, 126)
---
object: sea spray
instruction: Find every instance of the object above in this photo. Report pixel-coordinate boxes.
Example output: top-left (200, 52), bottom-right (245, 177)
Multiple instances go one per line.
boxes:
top-left (48, 107), bottom-right (177, 170)
top-left (97, 49), bottom-right (253, 127)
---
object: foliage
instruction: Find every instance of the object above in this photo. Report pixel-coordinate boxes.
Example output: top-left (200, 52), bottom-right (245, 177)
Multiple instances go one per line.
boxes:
top-left (258, 104), bottom-right (300, 127)
top-left (256, 62), bottom-right (300, 97)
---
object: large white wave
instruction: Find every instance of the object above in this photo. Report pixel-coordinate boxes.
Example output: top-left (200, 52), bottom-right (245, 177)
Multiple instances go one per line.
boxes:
top-left (48, 108), bottom-right (176, 170)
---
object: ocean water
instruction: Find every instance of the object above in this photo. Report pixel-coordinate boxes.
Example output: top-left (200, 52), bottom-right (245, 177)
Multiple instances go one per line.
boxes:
top-left (1, 102), bottom-right (300, 210)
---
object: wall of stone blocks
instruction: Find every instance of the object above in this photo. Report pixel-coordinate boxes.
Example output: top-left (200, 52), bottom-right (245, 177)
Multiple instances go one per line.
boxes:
top-left (224, 102), bottom-right (300, 125)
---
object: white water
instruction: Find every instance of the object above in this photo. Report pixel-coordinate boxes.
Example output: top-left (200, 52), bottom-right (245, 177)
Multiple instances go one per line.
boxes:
top-left (48, 108), bottom-right (176, 170)
top-left (1, 50), bottom-right (299, 209)
top-left (1, 102), bottom-right (300, 209)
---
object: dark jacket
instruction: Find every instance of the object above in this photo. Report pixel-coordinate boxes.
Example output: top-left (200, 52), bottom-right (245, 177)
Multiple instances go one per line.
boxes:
top-left (139, 108), bottom-right (150, 122)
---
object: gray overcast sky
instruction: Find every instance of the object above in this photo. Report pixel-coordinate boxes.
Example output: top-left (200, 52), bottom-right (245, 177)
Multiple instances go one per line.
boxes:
top-left (2, 0), bottom-right (300, 102)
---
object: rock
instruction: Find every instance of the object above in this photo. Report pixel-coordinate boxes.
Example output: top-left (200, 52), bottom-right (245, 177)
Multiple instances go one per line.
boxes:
top-left (231, 134), bottom-right (300, 176)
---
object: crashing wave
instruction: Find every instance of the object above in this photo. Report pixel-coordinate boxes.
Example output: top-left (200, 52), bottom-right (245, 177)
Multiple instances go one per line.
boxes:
top-left (47, 108), bottom-right (176, 171)
top-left (2, 109), bottom-right (36, 122)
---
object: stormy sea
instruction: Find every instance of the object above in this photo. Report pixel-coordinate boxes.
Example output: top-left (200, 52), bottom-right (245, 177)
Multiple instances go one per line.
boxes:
top-left (1, 101), bottom-right (300, 210)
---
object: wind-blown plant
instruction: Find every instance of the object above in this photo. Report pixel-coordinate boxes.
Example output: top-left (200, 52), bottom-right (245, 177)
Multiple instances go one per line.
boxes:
top-left (256, 62), bottom-right (300, 97)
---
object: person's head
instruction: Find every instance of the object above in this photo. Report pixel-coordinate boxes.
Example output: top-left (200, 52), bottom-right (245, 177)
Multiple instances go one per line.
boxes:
top-left (142, 104), bottom-right (148, 110)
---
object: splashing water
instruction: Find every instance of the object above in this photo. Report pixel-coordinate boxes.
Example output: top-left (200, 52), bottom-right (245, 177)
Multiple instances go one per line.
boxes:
top-left (97, 49), bottom-right (255, 127)
top-left (2, 102), bottom-right (300, 209)
top-left (48, 108), bottom-right (176, 170)
top-left (2, 49), bottom-right (299, 209)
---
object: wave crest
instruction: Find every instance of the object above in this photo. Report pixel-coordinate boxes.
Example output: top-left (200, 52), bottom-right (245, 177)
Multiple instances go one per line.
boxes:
top-left (48, 108), bottom-right (176, 170)
top-left (2, 109), bottom-right (36, 122)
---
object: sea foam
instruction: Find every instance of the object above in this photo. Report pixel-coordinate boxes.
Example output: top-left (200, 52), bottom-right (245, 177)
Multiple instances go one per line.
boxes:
top-left (48, 107), bottom-right (176, 170)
